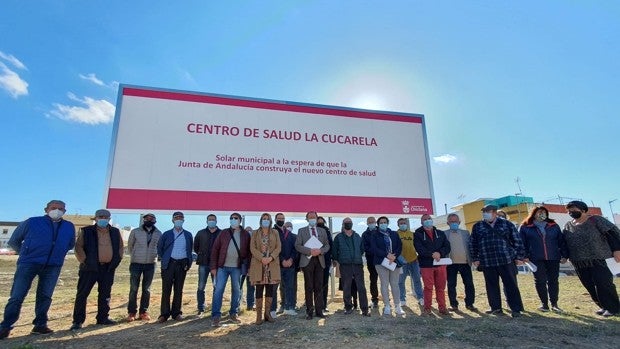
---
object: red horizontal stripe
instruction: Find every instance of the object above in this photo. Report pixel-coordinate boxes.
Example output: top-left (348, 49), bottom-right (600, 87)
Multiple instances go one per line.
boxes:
top-left (106, 188), bottom-right (433, 215)
top-left (122, 87), bottom-right (422, 124)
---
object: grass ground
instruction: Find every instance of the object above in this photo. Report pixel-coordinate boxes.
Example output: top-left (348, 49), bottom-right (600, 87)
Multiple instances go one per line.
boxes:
top-left (0, 256), bottom-right (618, 349)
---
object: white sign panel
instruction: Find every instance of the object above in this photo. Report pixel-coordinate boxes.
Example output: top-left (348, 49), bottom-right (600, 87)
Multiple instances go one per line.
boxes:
top-left (105, 85), bottom-right (434, 215)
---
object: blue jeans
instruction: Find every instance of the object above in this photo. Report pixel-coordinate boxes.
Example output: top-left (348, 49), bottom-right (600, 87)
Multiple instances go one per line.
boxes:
top-left (239, 274), bottom-right (255, 309)
top-left (281, 267), bottom-right (297, 310)
top-left (399, 260), bottom-right (423, 301)
top-left (197, 265), bottom-right (214, 312)
top-left (128, 263), bottom-right (155, 314)
top-left (1, 264), bottom-right (62, 329)
top-left (211, 266), bottom-right (241, 318)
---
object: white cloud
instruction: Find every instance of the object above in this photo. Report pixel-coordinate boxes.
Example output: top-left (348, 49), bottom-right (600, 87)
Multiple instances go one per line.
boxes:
top-left (0, 51), bottom-right (27, 70)
top-left (48, 92), bottom-right (115, 125)
top-left (79, 73), bottom-right (104, 86)
top-left (433, 154), bottom-right (457, 164)
top-left (0, 62), bottom-right (28, 98)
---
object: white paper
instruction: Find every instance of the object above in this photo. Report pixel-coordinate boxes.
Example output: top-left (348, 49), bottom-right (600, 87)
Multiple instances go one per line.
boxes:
top-left (524, 261), bottom-right (538, 272)
top-left (605, 258), bottom-right (620, 275)
top-left (381, 257), bottom-right (397, 271)
top-left (432, 258), bottom-right (453, 266)
top-left (304, 235), bottom-right (323, 249)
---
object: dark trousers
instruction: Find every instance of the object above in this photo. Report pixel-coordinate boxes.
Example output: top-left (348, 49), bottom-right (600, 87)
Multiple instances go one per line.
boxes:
top-left (367, 262), bottom-right (379, 304)
top-left (302, 257), bottom-right (324, 315)
top-left (255, 284), bottom-right (275, 298)
top-left (128, 263), bottom-right (155, 314)
top-left (482, 263), bottom-right (523, 312)
top-left (72, 264), bottom-right (116, 324)
top-left (575, 261), bottom-right (620, 313)
top-left (340, 264), bottom-right (368, 311)
top-left (532, 260), bottom-right (560, 307)
top-left (281, 267), bottom-right (297, 310)
top-left (160, 258), bottom-right (188, 319)
top-left (322, 263), bottom-right (330, 309)
top-left (447, 263), bottom-right (475, 307)
top-left (339, 277), bottom-right (358, 307)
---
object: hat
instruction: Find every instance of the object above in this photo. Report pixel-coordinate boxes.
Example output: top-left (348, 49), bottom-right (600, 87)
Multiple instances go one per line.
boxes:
top-left (172, 211), bottom-right (184, 218)
top-left (143, 213), bottom-right (156, 219)
top-left (481, 204), bottom-right (498, 212)
top-left (95, 209), bottom-right (111, 217)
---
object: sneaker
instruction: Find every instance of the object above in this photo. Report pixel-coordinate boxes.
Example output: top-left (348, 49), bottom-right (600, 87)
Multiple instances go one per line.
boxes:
top-left (395, 306), bottom-right (405, 315)
top-left (439, 309), bottom-right (450, 316)
top-left (230, 314), bottom-right (241, 323)
top-left (602, 310), bottom-right (617, 317)
top-left (211, 317), bottom-right (221, 327)
top-left (448, 306), bottom-right (459, 312)
top-left (127, 313), bottom-right (136, 322)
top-left (422, 308), bottom-right (432, 316)
top-left (96, 319), bottom-right (117, 325)
top-left (400, 300), bottom-right (407, 307)
top-left (485, 309), bottom-right (503, 315)
top-left (418, 298), bottom-right (424, 306)
top-left (362, 311), bottom-right (371, 317)
top-left (465, 305), bottom-right (478, 312)
top-left (0, 327), bottom-right (10, 339)
top-left (344, 309), bottom-right (353, 315)
top-left (283, 309), bottom-right (298, 316)
top-left (537, 306), bottom-right (550, 312)
top-left (270, 311), bottom-right (277, 319)
top-left (69, 323), bottom-right (83, 331)
top-left (595, 309), bottom-right (606, 315)
top-left (173, 315), bottom-right (184, 321)
top-left (156, 316), bottom-right (167, 323)
top-left (511, 311), bottom-right (522, 318)
top-left (31, 326), bottom-right (54, 335)
top-left (277, 306), bottom-right (285, 314)
top-left (550, 305), bottom-right (563, 313)
top-left (372, 301), bottom-right (379, 309)
top-left (383, 305), bottom-right (391, 315)
top-left (246, 306), bottom-right (255, 311)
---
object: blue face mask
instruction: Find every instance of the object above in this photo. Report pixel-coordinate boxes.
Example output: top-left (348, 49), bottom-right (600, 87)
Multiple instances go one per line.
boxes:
top-left (368, 223), bottom-right (377, 230)
top-left (449, 222), bottom-right (460, 230)
top-left (308, 219), bottom-right (317, 226)
top-left (261, 219), bottom-right (270, 228)
top-left (422, 219), bottom-right (433, 228)
top-left (482, 212), bottom-right (494, 222)
top-left (379, 223), bottom-right (388, 231)
top-left (96, 219), bottom-right (109, 228)
top-left (173, 219), bottom-right (184, 228)
top-left (230, 218), bottom-right (240, 228)
top-left (207, 220), bottom-right (217, 228)
top-left (399, 224), bottom-right (408, 231)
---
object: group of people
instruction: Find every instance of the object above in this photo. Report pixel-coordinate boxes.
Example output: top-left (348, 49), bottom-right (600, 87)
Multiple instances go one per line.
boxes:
top-left (1, 200), bottom-right (619, 340)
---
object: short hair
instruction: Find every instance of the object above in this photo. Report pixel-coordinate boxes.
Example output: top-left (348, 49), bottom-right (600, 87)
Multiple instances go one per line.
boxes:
top-left (230, 212), bottom-right (242, 220)
top-left (447, 213), bottom-right (460, 221)
top-left (46, 200), bottom-right (66, 209)
top-left (566, 200), bottom-right (588, 212)
top-left (207, 214), bottom-right (217, 221)
top-left (397, 218), bottom-right (408, 225)
top-left (377, 216), bottom-right (389, 224)
top-left (305, 211), bottom-right (318, 219)
top-left (522, 206), bottom-right (555, 226)
top-left (275, 212), bottom-right (285, 219)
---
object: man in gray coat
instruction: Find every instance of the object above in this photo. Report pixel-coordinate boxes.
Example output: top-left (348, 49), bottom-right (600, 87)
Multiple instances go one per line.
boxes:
top-left (445, 213), bottom-right (476, 312)
top-left (295, 211), bottom-right (330, 320)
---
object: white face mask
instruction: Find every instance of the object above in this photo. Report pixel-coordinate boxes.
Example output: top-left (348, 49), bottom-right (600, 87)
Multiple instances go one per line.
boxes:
top-left (48, 209), bottom-right (64, 221)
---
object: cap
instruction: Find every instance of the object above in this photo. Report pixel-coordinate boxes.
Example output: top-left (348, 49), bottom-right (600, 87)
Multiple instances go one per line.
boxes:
top-left (95, 209), bottom-right (111, 217)
top-left (172, 211), bottom-right (184, 218)
top-left (143, 213), bottom-right (156, 219)
top-left (481, 204), bottom-right (498, 212)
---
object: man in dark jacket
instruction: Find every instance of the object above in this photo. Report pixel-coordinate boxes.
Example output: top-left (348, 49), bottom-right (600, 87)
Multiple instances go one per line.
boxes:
top-left (0, 200), bottom-right (75, 339)
top-left (414, 214), bottom-right (451, 316)
top-left (333, 217), bottom-right (370, 316)
top-left (362, 216), bottom-right (379, 308)
top-left (317, 216), bottom-right (334, 313)
top-left (193, 214), bottom-right (221, 315)
top-left (279, 220), bottom-right (298, 315)
top-left (70, 209), bottom-right (124, 330)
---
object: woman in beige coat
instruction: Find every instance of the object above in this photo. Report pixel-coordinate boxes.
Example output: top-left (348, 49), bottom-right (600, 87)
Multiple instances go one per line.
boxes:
top-left (249, 213), bottom-right (281, 324)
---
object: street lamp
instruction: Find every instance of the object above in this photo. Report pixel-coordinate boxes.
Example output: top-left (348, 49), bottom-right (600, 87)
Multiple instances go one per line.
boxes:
top-left (610, 199), bottom-right (618, 224)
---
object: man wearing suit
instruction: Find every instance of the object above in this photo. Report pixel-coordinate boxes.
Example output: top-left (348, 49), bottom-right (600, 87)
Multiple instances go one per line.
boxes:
top-left (295, 211), bottom-right (330, 320)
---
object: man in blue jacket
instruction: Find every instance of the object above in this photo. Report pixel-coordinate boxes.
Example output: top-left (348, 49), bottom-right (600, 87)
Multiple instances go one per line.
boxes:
top-left (0, 200), bottom-right (75, 339)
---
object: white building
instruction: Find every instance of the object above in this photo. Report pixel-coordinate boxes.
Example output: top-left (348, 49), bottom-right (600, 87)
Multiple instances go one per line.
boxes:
top-left (0, 221), bottom-right (20, 249)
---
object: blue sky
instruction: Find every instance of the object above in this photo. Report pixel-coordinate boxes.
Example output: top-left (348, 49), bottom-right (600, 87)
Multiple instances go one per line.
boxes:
top-left (1, 1), bottom-right (619, 232)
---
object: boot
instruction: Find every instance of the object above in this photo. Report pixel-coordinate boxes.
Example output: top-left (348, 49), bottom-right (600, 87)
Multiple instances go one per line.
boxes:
top-left (264, 297), bottom-right (275, 322)
top-left (255, 298), bottom-right (264, 325)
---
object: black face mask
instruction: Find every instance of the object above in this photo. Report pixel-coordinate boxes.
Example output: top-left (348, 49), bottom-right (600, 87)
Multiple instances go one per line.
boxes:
top-left (276, 220), bottom-right (285, 227)
top-left (143, 221), bottom-right (155, 228)
top-left (569, 211), bottom-right (582, 219)
top-left (317, 223), bottom-right (325, 228)
top-left (343, 222), bottom-right (353, 230)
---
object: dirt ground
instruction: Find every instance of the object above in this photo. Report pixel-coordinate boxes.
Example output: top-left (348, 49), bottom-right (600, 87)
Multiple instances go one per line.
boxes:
top-left (0, 256), bottom-right (618, 349)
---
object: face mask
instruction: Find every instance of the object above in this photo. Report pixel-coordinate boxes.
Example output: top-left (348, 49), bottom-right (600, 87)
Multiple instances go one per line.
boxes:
top-left (173, 219), bottom-right (184, 228)
top-left (143, 221), bottom-right (155, 228)
top-left (97, 219), bottom-right (109, 228)
top-left (276, 220), bottom-right (284, 227)
top-left (261, 219), bottom-right (271, 228)
top-left (569, 211), bottom-right (582, 219)
top-left (308, 219), bottom-right (317, 226)
top-left (422, 219), bottom-right (433, 228)
top-left (367, 223), bottom-right (376, 230)
top-left (343, 222), bottom-right (353, 230)
top-left (230, 218), bottom-right (240, 228)
top-left (48, 209), bottom-right (64, 221)
top-left (286, 227), bottom-right (293, 232)
top-left (449, 223), bottom-right (460, 230)
top-left (482, 212), bottom-right (494, 222)
top-left (207, 220), bottom-right (217, 228)
top-left (399, 224), bottom-right (408, 231)
top-left (536, 213), bottom-right (547, 221)
top-left (379, 223), bottom-right (388, 231)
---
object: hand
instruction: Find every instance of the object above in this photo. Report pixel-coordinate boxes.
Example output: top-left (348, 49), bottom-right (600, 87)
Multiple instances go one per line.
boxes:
top-left (431, 252), bottom-right (441, 261)
top-left (210, 269), bottom-right (217, 279)
top-left (387, 253), bottom-right (396, 262)
top-left (261, 257), bottom-right (271, 265)
top-left (332, 261), bottom-right (338, 267)
top-left (311, 248), bottom-right (321, 257)
top-left (523, 258), bottom-right (530, 263)
top-left (283, 259), bottom-right (292, 268)
top-left (473, 261), bottom-right (480, 268)
top-left (614, 250), bottom-right (620, 263)
top-left (515, 260), bottom-right (524, 266)
top-left (560, 258), bottom-right (567, 264)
